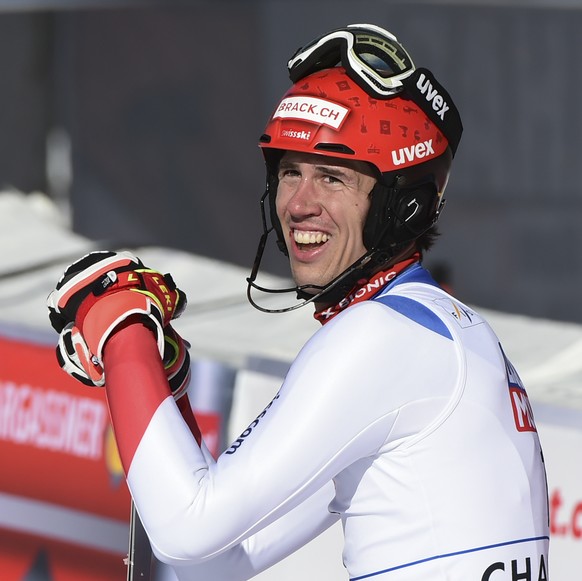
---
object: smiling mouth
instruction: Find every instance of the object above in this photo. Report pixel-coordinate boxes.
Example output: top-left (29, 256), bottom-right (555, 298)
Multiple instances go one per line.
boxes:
top-left (293, 229), bottom-right (330, 250)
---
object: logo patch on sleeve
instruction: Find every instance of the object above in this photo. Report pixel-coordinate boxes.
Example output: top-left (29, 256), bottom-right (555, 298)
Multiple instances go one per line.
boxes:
top-left (435, 298), bottom-right (483, 328)
top-left (501, 344), bottom-right (537, 433)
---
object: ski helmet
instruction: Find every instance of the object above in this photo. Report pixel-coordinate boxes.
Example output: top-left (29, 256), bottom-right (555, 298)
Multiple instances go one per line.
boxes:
top-left (248, 24), bottom-right (462, 311)
top-left (260, 63), bottom-right (459, 257)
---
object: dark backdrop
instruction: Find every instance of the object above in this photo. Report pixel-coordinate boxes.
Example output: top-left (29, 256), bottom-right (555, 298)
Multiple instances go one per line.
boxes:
top-left (1, 2), bottom-right (581, 323)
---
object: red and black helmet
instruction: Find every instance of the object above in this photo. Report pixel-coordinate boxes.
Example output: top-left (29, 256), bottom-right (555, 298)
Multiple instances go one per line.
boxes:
top-left (260, 66), bottom-right (449, 175)
top-left (259, 65), bottom-right (458, 254)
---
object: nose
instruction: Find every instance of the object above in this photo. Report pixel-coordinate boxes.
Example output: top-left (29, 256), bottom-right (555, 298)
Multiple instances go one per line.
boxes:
top-left (284, 176), bottom-right (322, 220)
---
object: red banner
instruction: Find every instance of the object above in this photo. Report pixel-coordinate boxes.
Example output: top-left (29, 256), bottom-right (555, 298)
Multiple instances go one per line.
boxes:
top-left (0, 331), bottom-right (229, 580)
top-left (0, 335), bottom-right (130, 519)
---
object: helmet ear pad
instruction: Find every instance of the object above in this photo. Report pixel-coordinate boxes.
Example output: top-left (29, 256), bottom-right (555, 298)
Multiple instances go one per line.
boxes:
top-left (267, 172), bottom-right (289, 256)
top-left (363, 178), bottom-right (440, 251)
top-left (261, 148), bottom-right (289, 256)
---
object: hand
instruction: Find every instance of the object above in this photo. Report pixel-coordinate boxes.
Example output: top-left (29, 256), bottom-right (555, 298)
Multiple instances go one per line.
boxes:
top-left (47, 250), bottom-right (188, 388)
top-left (56, 321), bottom-right (192, 399)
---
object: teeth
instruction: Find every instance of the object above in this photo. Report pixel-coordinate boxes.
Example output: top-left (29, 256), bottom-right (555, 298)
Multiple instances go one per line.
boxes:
top-left (294, 230), bottom-right (329, 244)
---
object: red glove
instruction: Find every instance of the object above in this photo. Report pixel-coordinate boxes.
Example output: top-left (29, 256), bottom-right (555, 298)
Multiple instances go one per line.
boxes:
top-left (47, 250), bottom-right (189, 395)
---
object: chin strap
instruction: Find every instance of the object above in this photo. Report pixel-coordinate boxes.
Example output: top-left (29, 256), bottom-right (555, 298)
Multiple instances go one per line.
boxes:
top-left (246, 181), bottom-right (424, 314)
top-left (246, 239), bottom-right (379, 314)
top-left (313, 253), bottom-right (420, 325)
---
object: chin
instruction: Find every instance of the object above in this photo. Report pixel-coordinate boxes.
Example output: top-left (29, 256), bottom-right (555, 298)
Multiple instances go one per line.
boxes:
top-left (294, 273), bottom-right (333, 292)
top-left (290, 257), bottom-right (342, 288)
top-left (291, 270), bottom-right (320, 290)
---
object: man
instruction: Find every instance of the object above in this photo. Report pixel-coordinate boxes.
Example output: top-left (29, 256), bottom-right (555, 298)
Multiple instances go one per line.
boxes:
top-left (48, 24), bottom-right (549, 580)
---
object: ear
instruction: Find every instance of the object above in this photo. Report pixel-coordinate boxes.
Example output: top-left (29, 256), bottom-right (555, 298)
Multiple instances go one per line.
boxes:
top-left (364, 182), bottom-right (440, 250)
top-left (391, 182), bottom-right (439, 239)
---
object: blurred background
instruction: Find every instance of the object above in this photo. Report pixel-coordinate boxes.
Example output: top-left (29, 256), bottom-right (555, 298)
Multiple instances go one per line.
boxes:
top-left (1, 0), bottom-right (581, 322)
top-left (1, 1), bottom-right (582, 580)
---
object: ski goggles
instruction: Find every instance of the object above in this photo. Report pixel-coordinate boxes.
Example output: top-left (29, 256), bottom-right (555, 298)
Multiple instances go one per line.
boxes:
top-left (287, 23), bottom-right (415, 98)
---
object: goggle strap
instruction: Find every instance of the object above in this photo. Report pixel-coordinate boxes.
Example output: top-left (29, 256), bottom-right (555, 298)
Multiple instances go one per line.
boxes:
top-left (403, 68), bottom-right (463, 157)
top-left (288, 37), bottom-right (345, 83)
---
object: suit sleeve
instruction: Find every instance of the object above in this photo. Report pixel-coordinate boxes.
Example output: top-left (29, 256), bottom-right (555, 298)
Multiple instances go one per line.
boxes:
top-left (102, 302), bottom-right (450, 569)
top-left (103, 324), bottom-right (339, 575)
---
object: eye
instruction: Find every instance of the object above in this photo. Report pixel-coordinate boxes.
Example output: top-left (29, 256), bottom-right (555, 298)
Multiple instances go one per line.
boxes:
top-left (320, 171), bottom-right (347, 188)
top-left (278, 167), bottom-right (300, 180)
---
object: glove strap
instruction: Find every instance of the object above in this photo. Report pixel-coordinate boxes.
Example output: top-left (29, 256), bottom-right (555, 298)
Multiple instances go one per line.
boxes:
top-left (80, 291), bottom-right (165, 366)
top-left (56, 323), bottom-right (104, 386)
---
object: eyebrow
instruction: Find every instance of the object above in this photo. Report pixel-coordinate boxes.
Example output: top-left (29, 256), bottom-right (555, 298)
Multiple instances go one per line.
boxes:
top-left (315, 165), bottom-right (351, 178)
top-left (278, 160), bottom-right (353, 179)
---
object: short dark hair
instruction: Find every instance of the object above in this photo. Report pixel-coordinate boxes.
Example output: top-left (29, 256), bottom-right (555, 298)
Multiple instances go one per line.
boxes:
top-left (415, 225), bottom-right (440, 257)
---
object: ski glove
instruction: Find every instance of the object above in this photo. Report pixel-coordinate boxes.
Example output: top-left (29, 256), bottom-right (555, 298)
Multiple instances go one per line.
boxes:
top-left (47, 250), bottom-right (189, 395)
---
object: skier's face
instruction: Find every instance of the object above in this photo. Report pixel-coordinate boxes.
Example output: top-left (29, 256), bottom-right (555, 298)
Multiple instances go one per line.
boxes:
top-left (275, 151), bottom-right (376, 293)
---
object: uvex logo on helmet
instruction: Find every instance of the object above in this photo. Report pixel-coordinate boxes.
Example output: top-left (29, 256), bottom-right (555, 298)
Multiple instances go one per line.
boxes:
top-left (391, 139), bottom-right (435, 166)
top-left (416, 72), bottom-right (450, 121)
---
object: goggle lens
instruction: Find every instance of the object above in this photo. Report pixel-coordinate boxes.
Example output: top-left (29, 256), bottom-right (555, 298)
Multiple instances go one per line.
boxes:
top-left (351, 30), bottom-right (413, 78)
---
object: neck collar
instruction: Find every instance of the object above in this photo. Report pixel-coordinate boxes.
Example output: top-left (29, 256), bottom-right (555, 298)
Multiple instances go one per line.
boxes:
top-left (314, 253), bottom-right (421, 325)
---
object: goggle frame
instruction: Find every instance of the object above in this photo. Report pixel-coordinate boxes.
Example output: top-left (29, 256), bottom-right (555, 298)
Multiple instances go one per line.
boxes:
top-left (288, 23), bottom-right (416, 98)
